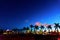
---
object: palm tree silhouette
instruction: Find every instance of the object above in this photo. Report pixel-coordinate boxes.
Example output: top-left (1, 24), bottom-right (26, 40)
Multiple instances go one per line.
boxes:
top-left (0, 26), bottom-right (3, 34)
top-left (12, 28), bottom-right (20, 34)
top-left (35, 25), bottom-right (39, 33)
top-left (26, 27), bottom-right (29, 30)
top-left (47, 25), bottom-right (52, 33)
top-left (54, 23), bottom-right (59, 32)
top-left (12, 28), bottom-right (19, 31)
top-left (40, 25), bottom-right (44, 31)
top-left (30, 24), bottom-right (34, 33)
top-left (0, 29), bottom-right (3, 34)
top-left (23, 27), bottom-right (27, 33)
top-left (58, 25), bottom-right (60, 29)
top-left (23, 27), bottom-right (26, 30)
top-left (26, 27), bottom-right (30, 33)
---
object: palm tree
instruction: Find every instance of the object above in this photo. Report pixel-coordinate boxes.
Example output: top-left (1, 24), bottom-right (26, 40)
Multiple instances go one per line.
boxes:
top-left (40, 25), bottom-right (44, 31)
top-left (0, 29), bottom-right (3, 34)
top-left (12, 28), bottom-right (19, 34)
top-left (30, 24), bottom-right (34, 32)
top-left (22, 27), bottom-right (27, 33)
top-left (54, 23), bottom-right (59, 32)
top-left (26, 27), bottom-right (29, 30)
top-left (58, 25), bottom-right (60, 32)
top-left (26, 27), bottom-right (30, 33)
top-left (35, 25), bottom-right (39, 30)
top-left (0, 26), bottom-right (3, 34)
top-left (19, 29), bottom-right (23, 34)
top-left (34, 25), bottom-right (39, 33)
top-left (47, 25), bottom-right (52, 33)
top-left (58, 26), bottom-right (60, 29)
top-left (12, 28), bottom-right (19, 31)
top-left (39, 25), bottom-right (45, 35)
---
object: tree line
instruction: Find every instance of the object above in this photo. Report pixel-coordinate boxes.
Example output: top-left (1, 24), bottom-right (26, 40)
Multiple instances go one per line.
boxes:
top-left (0, 23), bottom-right (60, 34)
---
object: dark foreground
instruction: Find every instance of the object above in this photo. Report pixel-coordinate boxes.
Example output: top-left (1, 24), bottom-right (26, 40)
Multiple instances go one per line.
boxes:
top-left (0, 34), bottom-right (60, 40)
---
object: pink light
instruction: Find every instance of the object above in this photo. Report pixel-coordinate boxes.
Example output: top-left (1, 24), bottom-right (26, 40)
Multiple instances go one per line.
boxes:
top-left (44, 23), bottom-right (49, 27)
top-left (35, 22), bottom-right (41, 26)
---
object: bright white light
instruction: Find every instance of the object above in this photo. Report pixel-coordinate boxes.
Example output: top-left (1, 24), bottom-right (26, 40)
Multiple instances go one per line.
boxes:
top-left (6, 29), bottom-right (10, 31)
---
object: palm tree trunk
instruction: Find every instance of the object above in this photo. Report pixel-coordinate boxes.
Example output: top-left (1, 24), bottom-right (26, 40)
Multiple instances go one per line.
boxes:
top-left (34, 28), bottom-right (36, 34)
top-left (31, 28), bottom-right (32, 32)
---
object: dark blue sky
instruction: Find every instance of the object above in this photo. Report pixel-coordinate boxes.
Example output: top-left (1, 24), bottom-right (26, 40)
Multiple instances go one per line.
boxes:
top-left (0, 0), bottom-right (60, 29)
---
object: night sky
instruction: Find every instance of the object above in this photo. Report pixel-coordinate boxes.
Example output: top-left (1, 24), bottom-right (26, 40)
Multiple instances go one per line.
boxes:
top-left (0, 0), bottom-right (60, 29)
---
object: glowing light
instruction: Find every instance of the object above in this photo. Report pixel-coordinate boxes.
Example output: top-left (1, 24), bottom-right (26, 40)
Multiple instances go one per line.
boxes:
top-left (6, 29), bottom-right (10, 31)
top-left (35, 22), bottom-right (41, 26)
top-left (44, 23), bottom-right (49, 27)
